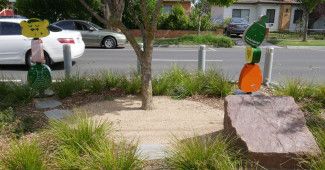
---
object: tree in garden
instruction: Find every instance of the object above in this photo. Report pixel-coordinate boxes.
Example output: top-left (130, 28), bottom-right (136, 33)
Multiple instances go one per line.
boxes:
top-left (297, 0), bottom-right (325, 41)
top-left (15, 0), bottom-right (101, 23)
top-left (0, 0), bottom-right (8, 9)
top-left (191, 0), bottom-right (236, 34)
top-left (79, 0), bottom-right (236, 110)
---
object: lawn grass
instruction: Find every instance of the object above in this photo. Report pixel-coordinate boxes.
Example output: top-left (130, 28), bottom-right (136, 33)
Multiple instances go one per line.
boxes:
top-left (270, 40), bottom-right (325, 46)
top-left (155, 34), bottom-right (235, 48)
top-left (268, 32), bottom-right (325, 40)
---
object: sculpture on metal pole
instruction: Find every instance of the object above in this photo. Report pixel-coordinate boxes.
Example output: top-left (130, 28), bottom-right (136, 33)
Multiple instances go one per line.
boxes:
top-left (20, 18), bottom-right (52, 97)
top-left (238, 16), bottom-right (267, 93)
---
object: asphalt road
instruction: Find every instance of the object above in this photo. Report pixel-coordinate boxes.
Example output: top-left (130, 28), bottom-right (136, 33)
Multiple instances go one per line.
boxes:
top-left (1, 46), bottom-right (325, 84)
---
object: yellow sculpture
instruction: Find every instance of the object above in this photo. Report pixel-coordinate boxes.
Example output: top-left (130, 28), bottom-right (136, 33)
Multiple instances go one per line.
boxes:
top-left (20, 18), bottom-right (50, 38)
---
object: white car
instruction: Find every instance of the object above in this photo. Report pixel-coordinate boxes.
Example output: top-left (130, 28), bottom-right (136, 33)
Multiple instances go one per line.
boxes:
top-left (0, 18), bottom-right (85, 67)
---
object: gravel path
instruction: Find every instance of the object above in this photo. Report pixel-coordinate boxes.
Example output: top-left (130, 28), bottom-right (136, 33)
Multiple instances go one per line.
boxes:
top-left (77, 96), bottom-right (224, 145)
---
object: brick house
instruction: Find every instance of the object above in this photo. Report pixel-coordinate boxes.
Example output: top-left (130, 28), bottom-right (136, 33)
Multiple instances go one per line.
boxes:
top-left (162, 0), bottom-right (192, 14)
top-left (0, 0), bottom-right (15, 16)
top-left (211, 0), bottom-right (307, 32)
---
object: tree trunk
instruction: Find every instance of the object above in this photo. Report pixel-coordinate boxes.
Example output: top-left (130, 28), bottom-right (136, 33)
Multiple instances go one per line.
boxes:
top-left (303, 10), bottom-right (309, 42)
top-left (140, 44), bottom-right (154, 110)
top-left (198, 15), bottom-right (202, 35)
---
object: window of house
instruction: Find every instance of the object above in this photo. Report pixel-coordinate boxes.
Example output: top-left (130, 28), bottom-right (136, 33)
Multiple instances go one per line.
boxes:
top-left (0, 22), bottom-right (21, 35)
top-left (232, 9), bottom-right (250, 22)
top-left (266, 9), bottom-right (275, 23)
top-left (163, 5), bottom-right (172, 15)
top-left (293, 9), bottom-right (303, 24)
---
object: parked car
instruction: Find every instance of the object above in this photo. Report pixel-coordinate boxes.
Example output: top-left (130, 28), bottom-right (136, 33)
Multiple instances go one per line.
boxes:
top-left (225, 18), bottom-right (249, 36)
top-left (0, 18), bottom-right (85, 67)
top-left (53, 20), bottom-right (127, 49)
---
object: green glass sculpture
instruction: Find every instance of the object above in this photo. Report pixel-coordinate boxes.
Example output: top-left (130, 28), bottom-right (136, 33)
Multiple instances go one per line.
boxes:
top-left (27, 63), bottom-right (52, 95)
top-left (243, 16), bottom-right (267, 48)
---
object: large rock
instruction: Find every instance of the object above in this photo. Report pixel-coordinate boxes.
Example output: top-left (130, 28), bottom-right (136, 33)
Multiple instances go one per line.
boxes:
top-left (224, 95), bottom-right (321, 169)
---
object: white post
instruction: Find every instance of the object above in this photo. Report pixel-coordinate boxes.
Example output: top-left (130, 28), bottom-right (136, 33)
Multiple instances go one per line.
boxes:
top-left (63, 44), bottom-right (72, 78)
top-left (263, 47), bottom-right (274, 86)
top-left (198, 45), bottom-right (206, 73)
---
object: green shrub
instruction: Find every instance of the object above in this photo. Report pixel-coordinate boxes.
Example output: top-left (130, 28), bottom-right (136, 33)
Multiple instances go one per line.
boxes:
top-left (204, 70), bottom-right (233, 97)
top-left (83, 140), bottom-right (143, 169)
top-left (125, 73), bottom-right (142, 95)
top-left (159, 4), bottom-right (190, 30)
top-left (49, 115), bottom-right (143, 169)
top-left (50, 116), bottom-right (110, 153)
top-left (87, 76), bottom-right (105, 93)
top-left (103, 72), bottom-right (128, 90)
top-left (166, 135), bottom-right (244, 169)
top-left (52, 76), bottom-right (86, 99)
top-left (274, 80), bottom-right (316, 102)
top-left (1, 140), bottom-right (45, 170)
top-left (0, 82), bottom-right (35, 109)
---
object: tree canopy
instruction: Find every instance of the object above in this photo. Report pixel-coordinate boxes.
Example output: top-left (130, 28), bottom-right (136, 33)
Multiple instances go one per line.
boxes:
top-left (15, 0), bottom-right (101, 22)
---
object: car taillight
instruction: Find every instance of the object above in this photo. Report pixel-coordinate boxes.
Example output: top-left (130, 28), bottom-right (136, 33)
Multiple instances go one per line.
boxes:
top-left (58, 38), bottom-right (75, 44)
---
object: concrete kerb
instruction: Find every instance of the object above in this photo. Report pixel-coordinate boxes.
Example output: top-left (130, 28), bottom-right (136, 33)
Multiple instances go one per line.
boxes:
top-left (285, 46), bottom-right (325, 50)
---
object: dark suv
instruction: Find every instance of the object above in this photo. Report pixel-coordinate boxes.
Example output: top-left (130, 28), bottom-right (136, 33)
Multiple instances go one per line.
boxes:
top-left (225, 18), bottom-right (249, 36)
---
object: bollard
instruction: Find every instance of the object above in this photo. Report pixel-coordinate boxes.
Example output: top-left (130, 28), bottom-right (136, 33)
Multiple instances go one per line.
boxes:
top-left (263, 47), bottom-right (274, 86)
top-left (137, 43), bottom-right (143, 74)
top-left (198, 45), bottom-right (206, 73)
top-left (63, 44), bottom-right (72, 78)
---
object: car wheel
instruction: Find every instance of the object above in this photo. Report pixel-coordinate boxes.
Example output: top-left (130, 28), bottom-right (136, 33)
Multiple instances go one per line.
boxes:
top-left (103, 36), bottom-right (117, 49)
top-left (25, 51), bottom-right (51, 68)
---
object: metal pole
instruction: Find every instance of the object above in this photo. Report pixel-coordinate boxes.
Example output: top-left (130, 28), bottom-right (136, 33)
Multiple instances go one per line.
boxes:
top-left (137, 43), bottom-right (143, 74)
top-left (263, 47), bottom-right (274, 87)
top-left (198, 45), bottom-right (206, 73)
top-left (63, 44), bottom-right (72, 78)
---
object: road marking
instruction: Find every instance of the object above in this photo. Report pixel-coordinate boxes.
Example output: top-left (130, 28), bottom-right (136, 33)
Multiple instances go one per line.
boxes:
top-left (153, 59), bottom-right (223, 62)
top-left (0, 79), bottom-right (22, 82)
top-left (86, 48), bottom-right (218, 52)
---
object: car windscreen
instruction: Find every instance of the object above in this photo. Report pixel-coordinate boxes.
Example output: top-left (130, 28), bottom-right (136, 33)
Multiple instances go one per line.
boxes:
top-left (88, 22), bottom-right (103, 30)
top-left (49, 24), bottom-right (62, 32)
top-left (231, 18), bottom-right (248, 24)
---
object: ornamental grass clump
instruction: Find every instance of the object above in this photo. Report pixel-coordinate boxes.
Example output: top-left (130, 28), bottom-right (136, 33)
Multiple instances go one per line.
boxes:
top-left (0, 140), bottom-right (45, 170)
top-left (166, 135), bottom-right (245, 169)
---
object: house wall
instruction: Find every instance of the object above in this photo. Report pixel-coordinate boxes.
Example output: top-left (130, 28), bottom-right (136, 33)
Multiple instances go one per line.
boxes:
top-left (289, 5), bottom-right (303, 32)
top-left (222, 4), bottom-right (257, 23)
top-left (211, 3), bottom-right (301, 32)
top-left (162, 1), bottom-right (192, 13)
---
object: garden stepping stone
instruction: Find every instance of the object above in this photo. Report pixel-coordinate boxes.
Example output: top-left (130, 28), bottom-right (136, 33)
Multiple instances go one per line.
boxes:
top-left (138, 144), bottom-right (167, 160)
top-left (35, 99), bottom-right (62, 110)
top-left (224, 95), bottom-right (321, 169)
top-left (44, 109), bottom-right (73, 120)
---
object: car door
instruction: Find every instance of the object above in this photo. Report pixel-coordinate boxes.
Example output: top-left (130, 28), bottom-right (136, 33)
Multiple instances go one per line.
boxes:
top-left (0, 22), bottom-right (29, 64)
top-left (76, 21), bottom-right (101, 46)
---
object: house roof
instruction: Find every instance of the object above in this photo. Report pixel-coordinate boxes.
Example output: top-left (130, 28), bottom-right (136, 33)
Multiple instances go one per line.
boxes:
top-left (235, 0), bottom-right (300, 5)
top-left (0, 9), bottom-right (14, 16)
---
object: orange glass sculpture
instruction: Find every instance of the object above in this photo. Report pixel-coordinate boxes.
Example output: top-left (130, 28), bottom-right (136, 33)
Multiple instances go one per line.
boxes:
top-left (238, 64), bottom-right (262, 93)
